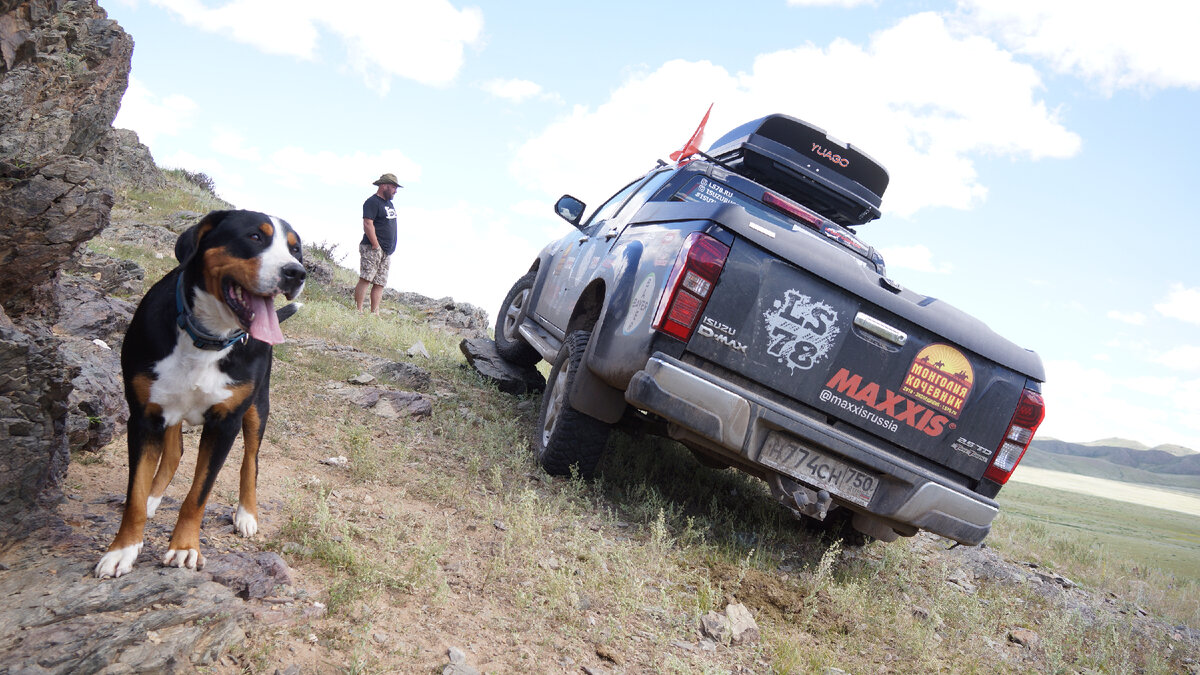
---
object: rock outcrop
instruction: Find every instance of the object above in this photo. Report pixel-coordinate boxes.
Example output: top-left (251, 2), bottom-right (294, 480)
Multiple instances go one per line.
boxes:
top-left (0, 0), bottom-right (133, 529)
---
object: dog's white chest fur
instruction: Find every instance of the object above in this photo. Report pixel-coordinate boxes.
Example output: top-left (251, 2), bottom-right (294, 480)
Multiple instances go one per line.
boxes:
top-left (150, 331), bottom-right (235, 426)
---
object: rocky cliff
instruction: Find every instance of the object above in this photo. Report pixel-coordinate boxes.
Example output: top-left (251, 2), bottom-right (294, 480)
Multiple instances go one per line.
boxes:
top-left (0, 0), bottom-right (140, 533)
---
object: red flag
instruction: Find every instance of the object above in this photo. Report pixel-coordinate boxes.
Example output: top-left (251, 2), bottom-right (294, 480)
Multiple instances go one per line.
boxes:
top-left (669, 103), bottom-right (713, 163)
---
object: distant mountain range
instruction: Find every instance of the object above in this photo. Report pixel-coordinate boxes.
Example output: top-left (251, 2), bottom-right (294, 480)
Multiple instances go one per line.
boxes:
top-left (1076, 437), bottom-right (1196, 457)
top-left (1021, 437), bottom-right (1200, 491)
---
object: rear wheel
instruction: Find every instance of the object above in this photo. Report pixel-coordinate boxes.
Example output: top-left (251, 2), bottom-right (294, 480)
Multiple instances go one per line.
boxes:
top-left (494, 271), bottom-right (541, 366)
top-left (534, 330), bottom-right (610, 478)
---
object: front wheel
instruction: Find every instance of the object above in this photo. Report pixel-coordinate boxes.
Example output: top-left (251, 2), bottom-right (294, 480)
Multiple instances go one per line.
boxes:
top-left (494, 271), bottom-right (541, 366)
top-left (534, 330), bottom-right (610, 478)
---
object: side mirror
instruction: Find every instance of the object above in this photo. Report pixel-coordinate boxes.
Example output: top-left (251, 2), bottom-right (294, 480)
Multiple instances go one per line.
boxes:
top-left (554, 195), bottom-right (586, 227)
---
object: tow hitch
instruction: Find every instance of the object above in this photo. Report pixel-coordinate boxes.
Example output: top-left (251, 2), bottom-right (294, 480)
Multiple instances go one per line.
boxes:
top-left (768, 474), bottom-right (833, 521)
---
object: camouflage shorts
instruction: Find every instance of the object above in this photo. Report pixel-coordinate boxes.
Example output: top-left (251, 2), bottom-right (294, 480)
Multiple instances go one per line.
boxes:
top-left (359, 243), bottom-right (390, 286)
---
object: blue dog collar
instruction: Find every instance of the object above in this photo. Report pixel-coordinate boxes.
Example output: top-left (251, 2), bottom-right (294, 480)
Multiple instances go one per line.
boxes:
top-left (175, 273), bottom-right (247, 350)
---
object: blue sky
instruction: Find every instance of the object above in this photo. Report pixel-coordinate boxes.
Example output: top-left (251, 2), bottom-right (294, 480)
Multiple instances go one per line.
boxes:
top-left (104, 0), bottom-right (1200, 451)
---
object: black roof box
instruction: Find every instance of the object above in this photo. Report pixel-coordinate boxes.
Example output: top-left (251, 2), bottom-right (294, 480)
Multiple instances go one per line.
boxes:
top-left (707, 114), bottom-right (889, 226)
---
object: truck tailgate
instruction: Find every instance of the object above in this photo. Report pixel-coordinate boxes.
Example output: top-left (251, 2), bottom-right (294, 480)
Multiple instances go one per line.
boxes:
top-left (687, 237), bottom-right (1030, 481)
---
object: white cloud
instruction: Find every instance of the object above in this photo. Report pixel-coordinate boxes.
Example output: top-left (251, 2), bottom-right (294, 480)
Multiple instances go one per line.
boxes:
top-left (877, 245), bottom-right (953, 274)
top-left (482, 78), bottom-right (556, 103)
top-left (113, 77), bottom-right (197, 146)
top-left (1155, 283), bottom-right (1200, 324)
top-left (210, 127), bottom-right (261, 162)
top-left (1106, 310), bottom-right (1146, 326)
top-left (512, 14), bottom-right (1080, 217)
top-left (958, 0), bottom-right (1200, 92)
top-left (392, 202), bottom-right (540, 316)
top-left (259, 147), bottom-right (421, 190)
top-left (151, 0), bottom-right (483, 90)
top-left (1152, 345), bottom-right (1200, 372)
top-left (1040, 360), bottom-right (1200, 451)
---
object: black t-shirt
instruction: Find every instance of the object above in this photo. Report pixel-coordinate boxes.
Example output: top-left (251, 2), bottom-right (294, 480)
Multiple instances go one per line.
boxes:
top-left (361, 194), bottom-right (398, 255)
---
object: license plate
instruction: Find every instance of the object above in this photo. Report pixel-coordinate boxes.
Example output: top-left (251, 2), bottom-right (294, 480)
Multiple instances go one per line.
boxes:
top-left (758, 432), bottom-right (878, 507)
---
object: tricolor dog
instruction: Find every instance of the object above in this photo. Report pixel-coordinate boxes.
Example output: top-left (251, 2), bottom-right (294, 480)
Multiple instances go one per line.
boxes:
top-left (95, 210), bottom-right (306, 578)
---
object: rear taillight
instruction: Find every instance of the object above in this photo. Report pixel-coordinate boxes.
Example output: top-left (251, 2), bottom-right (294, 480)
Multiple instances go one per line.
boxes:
top-left (763, 191), bottom-right (823, 230)
top-left (652, 232), bottom-right (729, 341)
top-left (984, 389), bottom-right (1046, 484)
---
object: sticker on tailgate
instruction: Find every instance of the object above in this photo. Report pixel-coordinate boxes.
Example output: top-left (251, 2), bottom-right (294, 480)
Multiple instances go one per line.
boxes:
top-left (900, 344), bottom-right (974, 419)
top-left (763, 290), bottom-right (840, 372)
top-left (821, 368), bottom-right (951, 438)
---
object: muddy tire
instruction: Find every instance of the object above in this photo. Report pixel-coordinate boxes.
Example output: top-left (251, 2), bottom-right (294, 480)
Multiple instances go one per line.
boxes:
top-left (534, 330), bottom-right (610, 478)
top-left (494, 271), bottom-right (541, 366)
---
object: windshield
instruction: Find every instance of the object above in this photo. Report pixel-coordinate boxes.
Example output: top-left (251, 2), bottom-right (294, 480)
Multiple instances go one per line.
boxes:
top-left (671, 174), bottom-right (883, 268)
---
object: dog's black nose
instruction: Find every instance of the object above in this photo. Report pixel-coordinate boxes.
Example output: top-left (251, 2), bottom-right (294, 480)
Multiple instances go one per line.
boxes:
top-left (282, 263), bottom-right (307, 283)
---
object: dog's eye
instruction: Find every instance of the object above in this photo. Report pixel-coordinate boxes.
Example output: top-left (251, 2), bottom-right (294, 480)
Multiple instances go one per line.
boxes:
top-left (249, 232), bottom-right (262, 242)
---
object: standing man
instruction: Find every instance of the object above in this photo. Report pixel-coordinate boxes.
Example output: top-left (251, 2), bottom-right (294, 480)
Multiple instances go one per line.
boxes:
top-left (355, 173), bottom-right (402, 314)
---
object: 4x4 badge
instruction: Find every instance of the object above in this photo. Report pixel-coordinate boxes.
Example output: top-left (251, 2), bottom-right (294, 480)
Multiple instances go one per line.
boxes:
top-left (763, 290), bottom-right (840, 372)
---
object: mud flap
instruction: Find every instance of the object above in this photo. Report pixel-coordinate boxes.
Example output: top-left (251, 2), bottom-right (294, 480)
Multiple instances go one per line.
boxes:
top-left (567, 345), bottom-right (627, 424)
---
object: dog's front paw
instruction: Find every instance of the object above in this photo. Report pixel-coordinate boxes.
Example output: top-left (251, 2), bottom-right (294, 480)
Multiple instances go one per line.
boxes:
top-left (234, 504), bottom-right (258, 537)
top-left (162, 547), bottom-right (205, 570)
top-left (95, 542), bottom-right (143, 578)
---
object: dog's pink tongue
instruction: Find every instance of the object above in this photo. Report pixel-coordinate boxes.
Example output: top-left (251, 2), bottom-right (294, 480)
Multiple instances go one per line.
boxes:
top-left (247, 294), bottom-right (284, 345)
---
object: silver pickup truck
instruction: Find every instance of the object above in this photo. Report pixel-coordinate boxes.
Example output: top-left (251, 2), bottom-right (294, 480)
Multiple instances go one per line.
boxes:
top-left (495, 114), bottom-right (1046, 545)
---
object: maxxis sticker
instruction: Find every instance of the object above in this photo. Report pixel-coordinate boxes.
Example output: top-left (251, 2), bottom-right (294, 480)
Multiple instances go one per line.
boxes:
top-left (623, 273), bottom-right (656, 334)
top-left (763, 290), bottom-right (840, 372)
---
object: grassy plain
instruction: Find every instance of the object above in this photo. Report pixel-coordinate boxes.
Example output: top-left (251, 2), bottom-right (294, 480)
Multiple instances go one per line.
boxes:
top-left (1021, 447), bottom-right (1200, 492)
top-left (992, 474), bottom-right (1200, 623)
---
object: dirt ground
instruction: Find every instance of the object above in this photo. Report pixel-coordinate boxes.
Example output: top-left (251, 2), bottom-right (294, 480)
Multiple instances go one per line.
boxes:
top-left (58, 371), bottom-right (660, 673)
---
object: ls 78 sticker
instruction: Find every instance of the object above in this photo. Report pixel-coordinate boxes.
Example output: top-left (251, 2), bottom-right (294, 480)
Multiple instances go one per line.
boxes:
top-left (763, 290), bottom-right (840, 372)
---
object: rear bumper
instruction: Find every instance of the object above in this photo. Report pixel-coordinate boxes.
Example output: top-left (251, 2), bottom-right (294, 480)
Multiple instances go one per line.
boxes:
top-left (625, 354), bottom-right (997, 545)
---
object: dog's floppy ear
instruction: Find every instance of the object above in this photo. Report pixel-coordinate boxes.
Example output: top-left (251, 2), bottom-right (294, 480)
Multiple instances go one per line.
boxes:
top-left (175, 210), bottom-right (232, 263)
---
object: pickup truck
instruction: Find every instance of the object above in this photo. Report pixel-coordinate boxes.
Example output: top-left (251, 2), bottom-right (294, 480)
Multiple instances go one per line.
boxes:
top-left (495, 114), bottom-right (1046, 545)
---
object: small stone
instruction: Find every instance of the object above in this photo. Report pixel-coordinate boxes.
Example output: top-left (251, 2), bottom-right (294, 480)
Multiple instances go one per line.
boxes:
top-left (348, 372), bottom-right (376, 385)
top-left (408, 341), bottom-right (431, 359)
top-left (724, 603), bottom-right (760, 645)
top-left (493, 520), bottom-right (507, 531)
top-left (319, 456), bottom-right (349, 467)
top-left (447, 646), bottom-right (466, 664)
top-left (1008, 628), bottom-right (1040, 648)
top-left (596, 644), bottom-right (623, 665)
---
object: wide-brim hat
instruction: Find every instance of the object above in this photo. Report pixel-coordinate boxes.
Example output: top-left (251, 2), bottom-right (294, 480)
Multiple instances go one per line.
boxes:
top-left (373, 173), bottom-right (402, 187)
